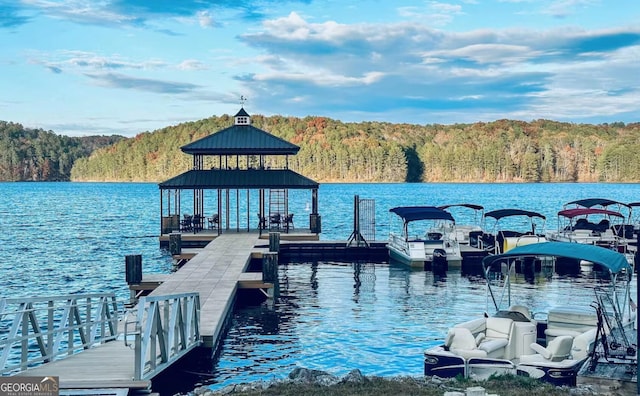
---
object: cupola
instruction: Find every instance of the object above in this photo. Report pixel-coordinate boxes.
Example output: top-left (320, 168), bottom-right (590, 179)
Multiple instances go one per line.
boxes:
top-left (234, 107), bottom-right (251, 125)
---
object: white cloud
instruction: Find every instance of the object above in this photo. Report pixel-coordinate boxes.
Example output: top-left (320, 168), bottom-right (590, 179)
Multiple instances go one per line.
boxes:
top-left (197, 10), bottom-right (214, 27)
top-left (177, 59), bottom-right (209, 71)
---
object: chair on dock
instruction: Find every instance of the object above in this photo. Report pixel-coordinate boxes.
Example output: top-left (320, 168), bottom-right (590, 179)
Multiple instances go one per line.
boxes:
top-left (192, 214), bottom-right (204, 233)
top-left (269, 213), bottom-right (281, 230)
top-left (180, 214), bottom-right (193, 232)
top-left (284, 213), bottom-right (295, 231)
top-left (208, 213), bottom-right (219, 229)
top-left (257, 213), bottom-right (267, 230)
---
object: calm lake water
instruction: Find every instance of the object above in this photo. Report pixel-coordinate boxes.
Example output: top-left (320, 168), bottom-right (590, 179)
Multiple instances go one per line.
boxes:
top-left (1, 182), bottom-right (639, 393)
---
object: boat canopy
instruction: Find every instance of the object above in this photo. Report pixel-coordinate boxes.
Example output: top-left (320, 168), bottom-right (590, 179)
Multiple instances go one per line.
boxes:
top-left (557, 208), bottom-right (625, 219)
top-left (482, 241), bottom-right (631, 275)
top-left (484, 209), bottom-right (546, 220)
top-left (389, 206), bottom-right (455, 223)
top-left (438, 203), bottom-right (484, 211)
top-left (565, 198), bottom-right (629, 208)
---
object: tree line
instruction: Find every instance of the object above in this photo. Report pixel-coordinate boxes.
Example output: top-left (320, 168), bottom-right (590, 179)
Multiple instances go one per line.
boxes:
top-left (70, 116), bottom-right (640, 183)
top-left (2, 116), bottom-right (639, 183)
top-left (0, 121), bottom-right (122, 181)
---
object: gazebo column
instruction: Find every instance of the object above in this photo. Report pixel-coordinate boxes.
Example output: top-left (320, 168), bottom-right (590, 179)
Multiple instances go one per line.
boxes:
top-left (310, 188), bottom-right (321, 233)
top-left (225, 189), bottom-right (230, 230)
top-left (217, 189), bottom-right (222, 235)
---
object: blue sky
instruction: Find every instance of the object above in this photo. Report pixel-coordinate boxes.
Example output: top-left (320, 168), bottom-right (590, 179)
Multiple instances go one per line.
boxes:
top-left (1, 0), bottom-right (639, 137)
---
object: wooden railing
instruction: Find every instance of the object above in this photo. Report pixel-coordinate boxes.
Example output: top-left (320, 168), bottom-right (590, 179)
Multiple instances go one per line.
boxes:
top-left (0, 293), bottom-right (120, 375)
top-left (126, 292), bottom-right (200, 380)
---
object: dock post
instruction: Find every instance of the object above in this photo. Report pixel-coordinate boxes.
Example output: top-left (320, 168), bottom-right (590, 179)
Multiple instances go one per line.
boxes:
top-left (169, 232), bottom-right (182, 255)
top-left (125, 255), bottom-right (142, 305)
top-left (262, 252), bottom-right (280, 298)
top-left (269, 232), bottom-right (280, 253)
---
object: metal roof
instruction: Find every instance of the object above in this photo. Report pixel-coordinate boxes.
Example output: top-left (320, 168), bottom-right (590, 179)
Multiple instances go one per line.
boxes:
top-left (181, 124), bottom-right (300, 155)
top-left (159, 169), bottom-right (319, 190)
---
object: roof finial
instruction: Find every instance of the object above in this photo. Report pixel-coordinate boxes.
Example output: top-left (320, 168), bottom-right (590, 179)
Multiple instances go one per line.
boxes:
top-left (240, 95), bottom-right (247, 107)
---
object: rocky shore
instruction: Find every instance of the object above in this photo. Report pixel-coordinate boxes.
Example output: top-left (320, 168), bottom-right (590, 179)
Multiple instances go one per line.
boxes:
top-left (181, 368), bottom-right (608, 396)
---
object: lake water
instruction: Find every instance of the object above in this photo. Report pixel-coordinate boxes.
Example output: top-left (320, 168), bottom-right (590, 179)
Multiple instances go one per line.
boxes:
top-left (1, 182), bottom-right (639, 393)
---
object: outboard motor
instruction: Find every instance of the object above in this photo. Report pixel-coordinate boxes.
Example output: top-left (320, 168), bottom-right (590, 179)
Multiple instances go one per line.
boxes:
top-left (432, 248), bottom-right (448, 275)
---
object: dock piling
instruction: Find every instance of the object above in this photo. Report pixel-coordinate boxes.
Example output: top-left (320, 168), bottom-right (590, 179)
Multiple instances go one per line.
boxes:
top-left (126, 254), bottom-right (143, 285)
top-left (169, 232), bottom-right (182, 255)
top-left (262, 252), bottom-right (279, 298)
top-left (269, 232), bottom-right (280, 253)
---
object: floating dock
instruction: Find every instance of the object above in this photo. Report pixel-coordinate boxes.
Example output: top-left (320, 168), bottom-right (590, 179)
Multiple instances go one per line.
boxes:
top-left (149, 233), bottom-right (270, 348)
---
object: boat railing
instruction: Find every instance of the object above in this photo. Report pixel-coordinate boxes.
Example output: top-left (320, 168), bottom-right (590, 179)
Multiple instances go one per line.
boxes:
top-left (0, 293), bottom-right (121, 375)
top-left (125, 292), bottom-right (201, 380)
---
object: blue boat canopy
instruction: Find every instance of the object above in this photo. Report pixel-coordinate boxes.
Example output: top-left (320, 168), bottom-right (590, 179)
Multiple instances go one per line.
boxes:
top-left (484, 209), bottom-right (546, 220)
top-left (389, 206), bottom-right (455, 222)
top-left (438, 203), bottom-right (484, 211)
top-left (565, 198), bottom-right (629, 208)
top-left (482, 241), bottom-right (631, 275)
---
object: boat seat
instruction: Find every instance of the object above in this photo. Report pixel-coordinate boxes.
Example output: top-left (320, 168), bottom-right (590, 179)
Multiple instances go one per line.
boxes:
top-left (477, 317), bottom-right (513, 357)
top-left (545, 306), bottom-right (597, 342)
top-left (445, 327), bottom-right (487, 359)
top-left (520, 335), bottom-right (574, 363)
top-left (570, 328), bottom-right (597, 361)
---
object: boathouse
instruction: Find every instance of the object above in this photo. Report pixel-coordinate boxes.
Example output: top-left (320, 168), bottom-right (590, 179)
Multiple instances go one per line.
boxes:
top-left (158, 107), bottom-right (321, 245)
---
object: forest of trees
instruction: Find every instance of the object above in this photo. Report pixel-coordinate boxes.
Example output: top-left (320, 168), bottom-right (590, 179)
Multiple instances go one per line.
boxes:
top-left (70, 115), bottom-right (640, 183)
top-left (2, 116), bottom-right (639, 183)
top-left (0, 121), bottom-right (123, 181)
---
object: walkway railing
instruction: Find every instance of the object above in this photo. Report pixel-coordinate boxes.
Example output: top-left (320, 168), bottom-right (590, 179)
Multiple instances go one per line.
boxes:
top-left (0, 293), bottom-right (120, 375)
top-left (126, 292), bottom-right (200, 380)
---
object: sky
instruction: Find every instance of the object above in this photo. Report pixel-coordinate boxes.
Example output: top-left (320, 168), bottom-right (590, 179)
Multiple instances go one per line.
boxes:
top-left (1, 1), bottom-right (639, 137)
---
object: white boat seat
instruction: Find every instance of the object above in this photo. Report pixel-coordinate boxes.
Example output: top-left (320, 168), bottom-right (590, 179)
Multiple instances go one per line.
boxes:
top-left (545, 306), bottom-right (597, 342)
top-left (485, 317), bottom-right (513, 339)
top-left (478, 338), bottom-right (508, 354)
top-left (570, 328), bottom-right (597, 361)
top-left (544, 328), bottom-right (583, 338)
top-left (520, 335), bottom-right (574, 363)
top-left (445, 327), bottom-right (488, 359)
top-left (476, 317), bottom-right (513, 357)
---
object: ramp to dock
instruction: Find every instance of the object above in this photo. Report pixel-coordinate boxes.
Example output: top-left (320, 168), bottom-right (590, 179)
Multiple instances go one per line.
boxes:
top-left (150, 233), bottom-right (264, 347)
top-left (15, 341), bottom-right (148, 392)
top-left (6, 234), bottom-right (270, 392)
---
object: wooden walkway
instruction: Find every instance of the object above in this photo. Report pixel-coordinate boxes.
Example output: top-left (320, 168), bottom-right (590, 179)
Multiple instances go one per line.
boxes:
top-left (14, 234), bottom-right (268, 392)
top-left (150, 233), bottom-right (267, 347)
top-left (15, 340), bottom-right (149, 392)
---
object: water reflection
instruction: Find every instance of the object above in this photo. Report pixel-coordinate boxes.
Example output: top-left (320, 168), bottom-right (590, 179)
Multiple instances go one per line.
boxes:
top-left (198, 260), bottom-right (634, 392)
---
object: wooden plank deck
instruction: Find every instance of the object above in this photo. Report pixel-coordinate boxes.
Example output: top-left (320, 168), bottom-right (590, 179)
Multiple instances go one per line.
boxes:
top-left (15, 234), bottom-right (266, 391)
top-left (15, 340), bottom-right (150, 391)
top-left (150, 233), bottom-right (264, 347)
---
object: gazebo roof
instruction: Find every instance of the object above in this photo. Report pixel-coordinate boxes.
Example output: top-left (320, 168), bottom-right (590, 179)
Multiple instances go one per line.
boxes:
top-left (181, 124), bottom-right (299, 155)
top-left (159, 169), bottom-right (319, 190)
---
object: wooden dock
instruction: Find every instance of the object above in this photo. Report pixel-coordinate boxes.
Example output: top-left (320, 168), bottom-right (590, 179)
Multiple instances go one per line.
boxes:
top-left (150, 233), bottom-right (270, 347)
top-left (8, 234), bottom-right (269, 393)
top-left (13, 340), bottom-right (149, 393)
